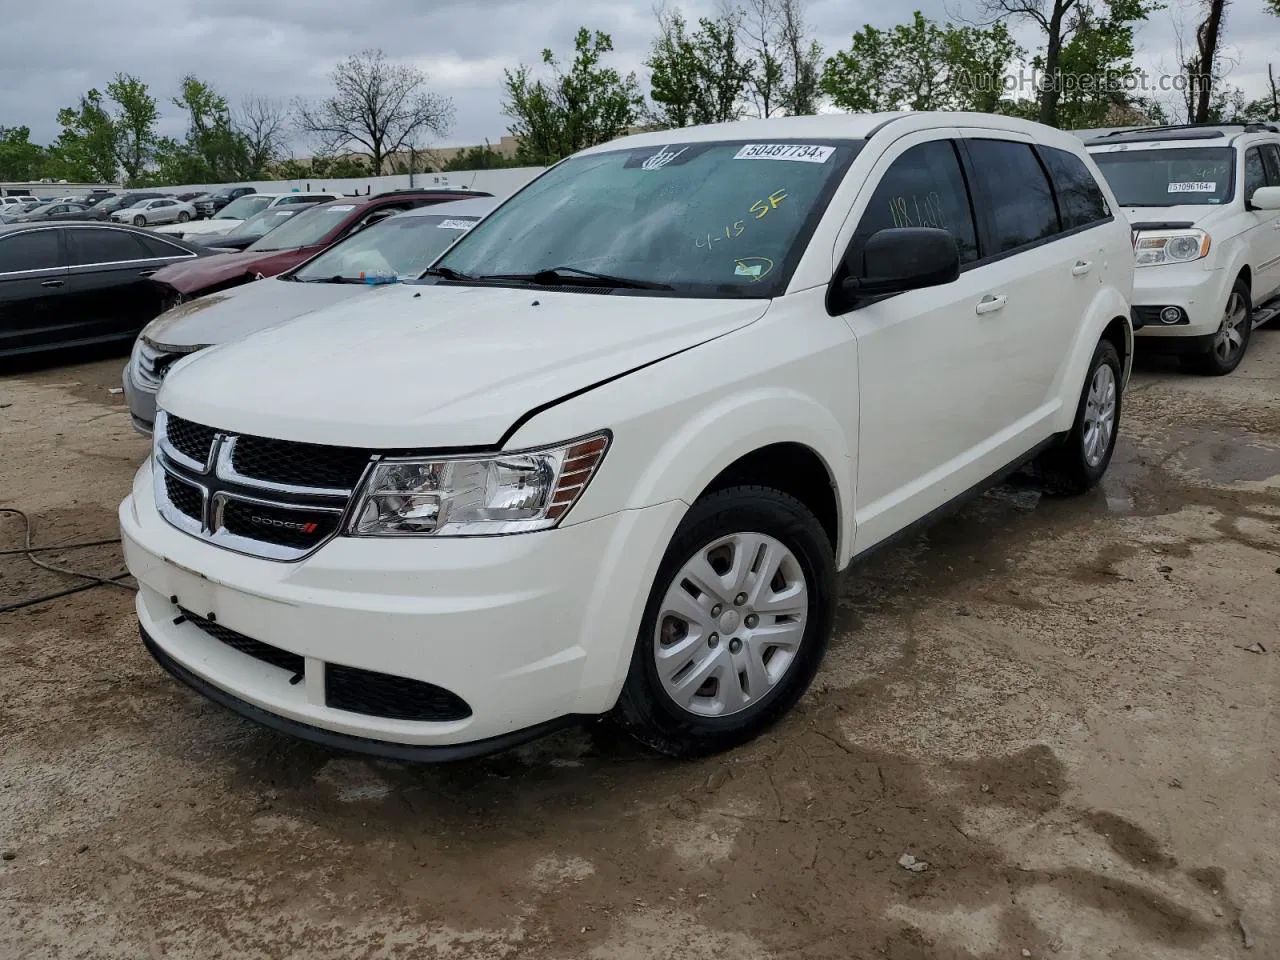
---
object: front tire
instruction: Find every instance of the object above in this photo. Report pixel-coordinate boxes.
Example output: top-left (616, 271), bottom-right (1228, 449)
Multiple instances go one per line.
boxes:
top-left (1187, 279), bottom-right (1252, 376)
top-left (613, 486), bottom-right (835, 757)
top-left (177, 211), bottom-right (191, 223)
top-left (1036, 338), bottom-right (1122, 495)
top-left (133, 214), bottom-right (147, 227)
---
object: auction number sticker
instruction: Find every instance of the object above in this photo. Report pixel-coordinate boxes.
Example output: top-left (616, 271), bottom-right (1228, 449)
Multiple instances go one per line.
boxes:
top-left (734, 143), bottom-right (834, 163)
top-left (436, 219), bottom-right (474, 230)
top-left (1167, 182), bottom-right (1217, 193)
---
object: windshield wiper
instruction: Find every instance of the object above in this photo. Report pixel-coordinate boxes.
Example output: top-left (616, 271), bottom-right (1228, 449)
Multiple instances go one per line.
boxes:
top-left (297, 275), bottom-right (368, 284)
top-left (421, 265), bottom-right (476, 281)
top-left (478, 266), bottom-right (672, 291)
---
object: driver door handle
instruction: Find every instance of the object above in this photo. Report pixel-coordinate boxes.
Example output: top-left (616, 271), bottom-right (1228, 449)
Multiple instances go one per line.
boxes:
top-left (975, 294), bottom-right (1008, 315)
top-left (40, 279), bottom-right (64, 288)
top-left (138, 269), bottom-right (157, 277)
top-left (1071, 259), bottom-right (1094, 276)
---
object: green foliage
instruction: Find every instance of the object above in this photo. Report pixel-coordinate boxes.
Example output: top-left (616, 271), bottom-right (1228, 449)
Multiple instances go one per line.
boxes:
top-left (107, 73), bottom-right (159, 185)
top-left (1049, 0), bottom-right (1156, 129)
top-left (309, 154), bottom-right (371, 178)
top-left (441, 143), bottom-right (523, 171)
top-left (51, 89), bottom-right (119, 182)
top-left (503, 28), bottom-right (643, 165)
top-left (647, 10), bottom-right (754, 128)
top-left (820, 13), bottom-right (1020, 113)
top-left (0, 126), bottom-right (47, 181)
top-left (153, 75), bottom-right (248, 184)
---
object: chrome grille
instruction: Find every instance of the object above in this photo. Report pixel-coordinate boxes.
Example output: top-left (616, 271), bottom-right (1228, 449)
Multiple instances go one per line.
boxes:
top-left (134, 341), bottom-right (183, 391)
top-left (154, 409), bottom-right (373, 561)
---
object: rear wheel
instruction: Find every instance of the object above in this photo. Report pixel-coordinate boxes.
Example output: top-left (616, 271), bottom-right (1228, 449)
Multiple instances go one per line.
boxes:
top-left (133, 214), bottom-right (147, 227)
top-left (613, 486), bottom-right (835, 757)
top-left (1036, 338), bottom-right (1122, 495)
top-left (1187, 279), bottom-right (1252, 376)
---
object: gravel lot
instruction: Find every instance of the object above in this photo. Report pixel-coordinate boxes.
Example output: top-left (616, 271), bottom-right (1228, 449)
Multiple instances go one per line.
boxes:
top-left (2, 335), bottom-right (1278, 960)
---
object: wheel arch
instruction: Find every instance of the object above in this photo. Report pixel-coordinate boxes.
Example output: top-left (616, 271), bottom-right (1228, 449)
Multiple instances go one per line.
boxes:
top-left (1053, 285), bottom-right (1133, 434)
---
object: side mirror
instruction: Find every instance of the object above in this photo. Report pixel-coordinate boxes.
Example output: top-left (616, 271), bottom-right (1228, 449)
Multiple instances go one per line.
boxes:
top-left (1250, 186), bottom-right (1280, 211)
top-left (840, 227), bottom-right (961, 302)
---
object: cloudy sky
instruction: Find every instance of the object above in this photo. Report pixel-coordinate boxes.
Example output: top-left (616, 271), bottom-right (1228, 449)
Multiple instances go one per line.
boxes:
top-left (3, 0), bottom-right (1279, 154)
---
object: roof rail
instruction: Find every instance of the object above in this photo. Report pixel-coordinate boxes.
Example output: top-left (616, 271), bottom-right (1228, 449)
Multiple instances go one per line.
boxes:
top-left (1088, 121), bottom-right (1280, 141)
top-left (370, 186), bottom-right (489, 199)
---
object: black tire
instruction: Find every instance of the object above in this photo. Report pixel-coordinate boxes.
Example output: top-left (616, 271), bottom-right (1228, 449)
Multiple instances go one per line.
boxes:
top-left (612, 486), bottom-right (835, 758)
top-left (133, 214), bottom-right (147, 227)
top-left (177, 211), bottom-right (191, 223)
top-left (1187, 278), bottom-right (1252, 376)
top-left (1035, 338), bottom-right (1122, 495)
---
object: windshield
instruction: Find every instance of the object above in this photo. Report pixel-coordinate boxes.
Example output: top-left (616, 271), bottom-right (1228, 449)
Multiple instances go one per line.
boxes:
top-left (224, 208), bottom-right (299, 241)
top-left (21, 203), bottom-right (54, 216)
top-left (1092, 147), bottom-right (1235, 207)
top-left (293, 211), bottom-right (481, 281)
top-left (436, 139), bottom-right (860, 297)
top-left (95, 196), bottom-right (138, 213)
top-left (246, 203), bottom-right (352, 251)
top-left (216, 195), bottom-right (272, 220)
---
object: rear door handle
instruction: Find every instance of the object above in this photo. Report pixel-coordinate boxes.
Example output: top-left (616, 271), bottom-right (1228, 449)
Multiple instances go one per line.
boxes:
top-left (975, 294), bottom-right (1008, 315)
top-left (138, 269), bottom-right (157, 277)
top-left (40, 279), bottom-right (64, 288)
top-left (1071, 259), bottom-right (1094, 276)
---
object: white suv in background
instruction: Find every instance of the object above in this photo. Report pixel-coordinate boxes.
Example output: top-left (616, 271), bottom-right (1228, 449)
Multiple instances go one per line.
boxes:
top-left (1088, 123), bottom-right (1280, 375)
top-left (121, 112), bottom-right (1134, 761)
top-left (155, 192), bottom-right (343, 240)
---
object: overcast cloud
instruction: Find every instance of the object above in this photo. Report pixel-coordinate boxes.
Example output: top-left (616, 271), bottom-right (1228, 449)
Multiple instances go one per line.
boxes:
top-left (2, 0), bottom-right (1279, 155)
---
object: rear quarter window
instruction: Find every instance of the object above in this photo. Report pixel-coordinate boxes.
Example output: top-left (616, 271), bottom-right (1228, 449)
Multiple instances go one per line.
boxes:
top-left (1039, 147), bottom-right (1112, 230)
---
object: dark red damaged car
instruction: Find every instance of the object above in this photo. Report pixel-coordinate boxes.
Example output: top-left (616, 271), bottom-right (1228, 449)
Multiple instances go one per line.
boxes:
top-left (150, 189), bottom-right (492, 299)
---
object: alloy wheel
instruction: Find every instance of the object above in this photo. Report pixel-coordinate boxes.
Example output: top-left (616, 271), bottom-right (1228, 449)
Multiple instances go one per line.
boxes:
top-left (1214, 291), bottom-right (1250, 363)
top-left (1081, 363), bottom-right (1117, 468)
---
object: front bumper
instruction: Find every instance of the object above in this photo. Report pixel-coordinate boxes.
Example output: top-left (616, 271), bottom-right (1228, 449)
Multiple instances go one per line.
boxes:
top-left (1131, 265), bottom-right (1228, 340)
top-left (120, 461), bottom-right (684, 756)
top-left (121, 360), bottom-right (156, 436)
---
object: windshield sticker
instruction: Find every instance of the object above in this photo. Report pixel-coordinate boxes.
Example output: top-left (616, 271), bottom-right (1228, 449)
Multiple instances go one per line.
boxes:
top-left (436, 219), bottom-right (475, 230)
top-left (734, 257), bottom-right (774, 281)
top-left (735, 143), bottom-right (834, 163)
top-left (327, 204), bottom-right (356, 211)
top-left (640, 145), bottom-right (687, 170)
top-left (623, 142), bottom-right (713, 169)
top-left (1167, 182), bottom-right (1217, 193)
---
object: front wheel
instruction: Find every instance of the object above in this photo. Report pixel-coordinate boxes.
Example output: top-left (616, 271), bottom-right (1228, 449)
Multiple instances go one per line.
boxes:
top-left (177, 211), bottom-right (190, 223)
top-left (613, 486), bottom-right (835, 757)
top-left (1035, 338), bottom-right (1122, 495)
top-left (133, 214), bottom-right (147, 227)
top-left (1187, 279), bottom-right (1252, 376)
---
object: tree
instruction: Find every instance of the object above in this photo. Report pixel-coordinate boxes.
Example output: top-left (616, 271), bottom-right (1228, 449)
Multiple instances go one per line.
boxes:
top-left (155, 75), bottom-right (245, 184)
top-left (52, 89), bottom-right (119, 182)
top-left (235, 96), bottom-right (289, 178)
top-left (776, 0), bottom-right (823, 115)
top-left (1242, 64), bottom-right (1280, 122)
top-left (1052, 0), bottom-right (1155, 129)
top-left (977, 0), bottom-right (1157, 128)
top-left (647, 7), bottom-right (753, 127)
top-left (821, 14), bottom-right (1019, 113)
top-left (502, 28), bottom-right (643, 165)
top-left (1181, 0), bottom-right (1229, 124)
top-left (107, 73), bottom-right (159, 185)
top-left (0, 126), bottom-right (45, 181)
top-left (739, 0), bottom-right (786, 117)
top-left (819, 14), bottom-right (1018, 113)
top-left (296, 49), bottom-right (455, 174)
top-left (441, 143), bottom-right (522, 171)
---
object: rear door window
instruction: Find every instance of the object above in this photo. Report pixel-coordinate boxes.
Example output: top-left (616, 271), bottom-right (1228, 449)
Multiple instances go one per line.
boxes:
top-left (65, 228), bottom-right (149, 266)
top-left (1245, 148), bottom-right (1267, 204)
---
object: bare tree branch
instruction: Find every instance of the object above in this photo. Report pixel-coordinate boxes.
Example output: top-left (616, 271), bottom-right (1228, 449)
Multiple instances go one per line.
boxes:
top-left (295, 49), bottom-right (455, 174)
top-left (234, 96), bottom-right (288, 177)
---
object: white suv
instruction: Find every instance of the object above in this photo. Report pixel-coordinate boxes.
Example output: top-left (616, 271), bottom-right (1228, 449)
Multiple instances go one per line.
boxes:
top-left (1088, 123), bottom-right (1280, 375)
top-left (120, 112), bottom-right (1135, 760)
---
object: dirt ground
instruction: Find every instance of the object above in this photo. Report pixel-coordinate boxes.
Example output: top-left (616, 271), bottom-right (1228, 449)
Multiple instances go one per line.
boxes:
top-left (1, 333), bottom-right (1278, 960)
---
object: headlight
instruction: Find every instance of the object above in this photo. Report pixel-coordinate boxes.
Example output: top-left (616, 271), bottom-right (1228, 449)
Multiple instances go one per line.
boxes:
top-left (1134, 230), bottom-right (1211, 267)
top-left (349, 433), bottom-right (610, 537)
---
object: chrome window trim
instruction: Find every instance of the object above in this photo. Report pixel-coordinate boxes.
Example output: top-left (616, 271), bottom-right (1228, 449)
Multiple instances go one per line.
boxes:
top-left (0, 226), bottom-right (62, 276)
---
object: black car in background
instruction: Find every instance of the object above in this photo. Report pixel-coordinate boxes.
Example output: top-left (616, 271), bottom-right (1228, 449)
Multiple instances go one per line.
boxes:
top-left (6, 201), bottom-right (94, 223)
top-left (195, 186), bottom-right (255, 219)
top-left (0, 223), bottom-right (214, 358)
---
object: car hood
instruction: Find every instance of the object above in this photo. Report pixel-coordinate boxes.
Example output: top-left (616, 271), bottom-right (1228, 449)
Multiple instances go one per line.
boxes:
top-left (140, 276), bottom-right (370, 349)
top-left (1118, 205), bottom-right (1218, 228)
top-left (159, 284), bottom-right (769, 448)
top-left (157, 218), bottom-right (242, 237)
top-left (152, 248), bottom-right (308, 294)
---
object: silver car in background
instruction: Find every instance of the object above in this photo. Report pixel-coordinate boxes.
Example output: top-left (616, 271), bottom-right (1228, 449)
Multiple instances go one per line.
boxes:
top-left (111, 198), bottom-right (197, 227)
top-left (123, 196), bottom-right (498, 433)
